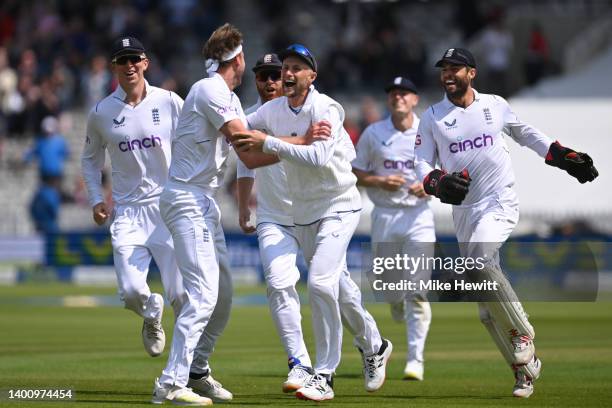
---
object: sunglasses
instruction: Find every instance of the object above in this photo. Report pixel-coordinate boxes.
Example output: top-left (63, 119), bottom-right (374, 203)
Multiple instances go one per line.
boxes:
top-left (113, 55), bottom-right (145, 65)
top-left (286, 44), bottom-right (313, 58)
top-left (255, 70), bottom-right (281, 82)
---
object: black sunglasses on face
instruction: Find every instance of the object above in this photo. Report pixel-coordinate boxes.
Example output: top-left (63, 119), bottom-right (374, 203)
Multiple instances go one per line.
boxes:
top-left (113, 55), bottom-right (145, 65)
top-left (256, 70), bottom-right (281, 82)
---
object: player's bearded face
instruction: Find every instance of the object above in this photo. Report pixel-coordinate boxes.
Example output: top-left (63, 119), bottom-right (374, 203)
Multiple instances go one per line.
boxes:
top-left (255, 70), bottom-right (282, 102)
top-left (440, 64), bottom-right (473, 99)
top-left (281, 57), bottom-right (316, 100)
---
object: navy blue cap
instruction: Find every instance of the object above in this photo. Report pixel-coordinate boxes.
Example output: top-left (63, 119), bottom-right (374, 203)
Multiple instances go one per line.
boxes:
top-left (435, 47), bottom-right (476, 68)
top-left (385, 76), bottom-right (418, 94)
top-left (278, 44), bottom-right (317, 72)
top-left (110, 36), bottom-right (146, 60)
top-left (252, 53), bottom-right (282, 72)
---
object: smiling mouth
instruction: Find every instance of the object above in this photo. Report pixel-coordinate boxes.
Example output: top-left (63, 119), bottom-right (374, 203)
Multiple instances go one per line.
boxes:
top-left (284, 79), bottom-right (296, 88)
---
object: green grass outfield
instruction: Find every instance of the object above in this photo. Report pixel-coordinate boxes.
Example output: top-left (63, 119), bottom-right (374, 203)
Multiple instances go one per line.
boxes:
top-left (1, 283), bottom-right (611, 407)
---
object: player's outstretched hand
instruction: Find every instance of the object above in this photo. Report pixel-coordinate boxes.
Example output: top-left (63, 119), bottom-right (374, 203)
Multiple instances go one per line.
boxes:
top-left (379, 175), bottom-right (406, 191)
top-left (423, 169), bottom-right (471, 205)
top-left (92, 202), bottom-right (110, 225)
top-left (305, 120), bottom-right (332, 144)
top-left (545, 141), bottom-right (599, 183)
top-left (232, 130), bottom-right (268, 152)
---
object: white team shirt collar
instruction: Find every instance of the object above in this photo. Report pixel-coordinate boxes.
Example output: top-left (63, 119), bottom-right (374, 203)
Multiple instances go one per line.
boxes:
top-left (112, 79), bottom-right (154, 102)
top-left (385, 113), bottom-right (419, 132)
top-left (441, 88), bottom-right (481, 111)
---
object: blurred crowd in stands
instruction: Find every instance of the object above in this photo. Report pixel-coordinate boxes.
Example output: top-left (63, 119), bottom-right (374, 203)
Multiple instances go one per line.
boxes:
top-left (0, 0), bottom-right (571, 234)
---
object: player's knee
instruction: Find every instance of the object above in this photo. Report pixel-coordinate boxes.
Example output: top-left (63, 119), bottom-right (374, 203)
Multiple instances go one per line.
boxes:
top-left (308, 279), bottom-right (336, 300)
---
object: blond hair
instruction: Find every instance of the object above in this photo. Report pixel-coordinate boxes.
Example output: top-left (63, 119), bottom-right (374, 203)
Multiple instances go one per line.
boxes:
top-left (203, 23), bottom-right (243, 62)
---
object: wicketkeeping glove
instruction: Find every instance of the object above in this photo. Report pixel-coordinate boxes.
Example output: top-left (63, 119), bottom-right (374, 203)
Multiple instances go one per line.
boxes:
top-left (545, 141), bottom-right (598, 183)
top-left (423, 169), bottom-right (471, 205)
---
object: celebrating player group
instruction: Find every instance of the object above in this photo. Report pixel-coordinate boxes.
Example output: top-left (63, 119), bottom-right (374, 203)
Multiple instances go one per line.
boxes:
top-left (81, 23), bottom-right (598, 405)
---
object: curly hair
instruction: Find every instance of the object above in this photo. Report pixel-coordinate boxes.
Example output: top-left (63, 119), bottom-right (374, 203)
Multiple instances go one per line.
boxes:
top-left (203, 23), bottom-right (243, 62)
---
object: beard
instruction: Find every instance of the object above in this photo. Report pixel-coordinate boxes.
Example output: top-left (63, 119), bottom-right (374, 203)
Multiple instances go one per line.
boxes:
top-left (444, 76), bottom-right (470, 99)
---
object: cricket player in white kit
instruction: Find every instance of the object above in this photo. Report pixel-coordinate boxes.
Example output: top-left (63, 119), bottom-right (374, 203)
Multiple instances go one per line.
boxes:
top-left (353, 76), bottom-right (435, 381)
top-left (415, 48), bottom-right (598, 398)
top-left (237, 52), bottom-right (390, 395)
top-left (152, 26), bottom-right (322, 406)
top-left (233, 44), bottom-right (392, 402)
top-left (81, 37), bottom-right (185, 358)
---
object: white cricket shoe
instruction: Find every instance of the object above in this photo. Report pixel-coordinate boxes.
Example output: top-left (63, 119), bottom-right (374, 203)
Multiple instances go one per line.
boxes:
top-left (188, 373), bottom-right (233, 402)
top-left (512, 356), bottom-right (542, 398)
top-left (143, 293), bottom-right (165, 357)
top-left (283, 365), bottom-right (313, 393)
top-left (151, 378), bottom-right (212, 406)
top-left (403, 360), bottom-right (424, 381)
top-left (295, 374), bottom-right (334, 401)
top-left (511, 334), bottom-right (535, 365)
top-left (362, 338), bottom-right (393, 392)
top-left (390, 301), bottom-right (405, 323)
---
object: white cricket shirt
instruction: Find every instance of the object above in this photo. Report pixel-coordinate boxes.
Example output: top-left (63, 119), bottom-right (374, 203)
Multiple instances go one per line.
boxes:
top-left (81, 81), bottom-right (183, 206)
top-left (168, 73), bottom-right (246, 195)
top-left (353, 115), bottom-right (428, 208)
top-left (251, 86), bottom-right (361, 225)
top-left (237, 99), bottom-right (294, 226)
top-left (415, 89), bottom-right (552, 206)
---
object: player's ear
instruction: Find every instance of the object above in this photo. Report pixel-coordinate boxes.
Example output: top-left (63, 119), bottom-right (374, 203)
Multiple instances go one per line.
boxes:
top-left (310, 70), bottom-right (317, 82)
top-left (468, 67), bottom-right (476, 80)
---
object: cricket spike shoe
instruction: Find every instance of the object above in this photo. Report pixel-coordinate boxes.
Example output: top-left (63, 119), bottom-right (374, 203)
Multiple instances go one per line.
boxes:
top-left (361, 338), bottom-right (393, 392)
top-left (188, 372), bottom-right (233, 402)
top-left (295, 374), bottom-right (334, 401)
top-left (283, 361), bottom-right (314, 393)
top-left (152, 378), bottom-right (212, 406)
top-left (143, 293), bottom-right (166, 357)
top-left (511, 333), bottom-right (535, 365)
top-left (512, 356), bottom-right (542, 398)
top-left (403, 360), bottom-right (424, 381)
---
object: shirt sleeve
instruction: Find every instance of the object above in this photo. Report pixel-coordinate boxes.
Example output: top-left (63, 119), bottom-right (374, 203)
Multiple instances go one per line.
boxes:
top-left (81, 111), bottom-right (107, 207)
top-left (170, 91), bottom-right (184, 133)
top-left (414, 110), bottom-right (437, 180)
top-left (196, 82), bottom-right (240, 130)
top-left (262, 105), bottom-right (342, 168)
top-left (351, 127), bottom-right (372, 171)
top-left (500, 97), bottom-right (553, 158)
top-left (236, 157), bottom-right (255, 179)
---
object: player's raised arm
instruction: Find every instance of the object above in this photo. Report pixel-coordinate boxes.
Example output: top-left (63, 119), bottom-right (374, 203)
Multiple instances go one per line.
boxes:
top-left (501, 98), bottom-right (598, 183)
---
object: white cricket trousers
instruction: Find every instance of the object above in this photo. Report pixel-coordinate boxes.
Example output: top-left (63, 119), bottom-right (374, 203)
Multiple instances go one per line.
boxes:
top-left (371, 203), bottom-right (435, 364)
top-left (295, 210), bottom-right (362, 375)
top-left (158, 183), bottom-right (233, 387)
top-left (110, 198), bottom-right (185, 320)
top-left (258, 222), bottom-right (382, 368)
top-left (453, 186), bottom-right (535, 368)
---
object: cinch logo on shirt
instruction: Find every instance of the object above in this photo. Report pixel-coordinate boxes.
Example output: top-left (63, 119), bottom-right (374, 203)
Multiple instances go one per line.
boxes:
top-left (119, 135), bottom-right (162, 152)
top-left (449, 134), bottom-right (493, 153)
top-left (384, 159), bottom-right (414, 170)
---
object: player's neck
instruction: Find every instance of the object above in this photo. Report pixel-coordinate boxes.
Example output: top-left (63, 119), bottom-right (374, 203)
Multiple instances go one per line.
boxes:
top-left (218, 68), bottom-right (240, 91)
top-left (449, 87), bottom-right (475, 109)
top-left (288, 88), bottom-right (309, 108)
top-left (122, 81), bottom-right (147, 106)
top-left (391, 111), bottom-right (414, 132)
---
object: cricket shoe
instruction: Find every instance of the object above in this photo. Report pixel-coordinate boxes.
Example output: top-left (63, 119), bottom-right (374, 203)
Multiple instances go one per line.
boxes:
top-left (283, 363), bottom-right (314, 393)
top-left (295, 374), bottom-right (334, 401)
top-left (390, 301), bottom-right (405, 323)
top-left (143, 293), bottom-right (165, 357)
top-left (512, 356), bottom-right (542, 398)
top-left (188, 372), bottom-right (233, 402)
top-left (403, 360), bottom-right (424, 381)
top-left (511, 333), bottom-right (535, 365)
top-left (361, 338), bottom-right (393, 392)
top-left (151, 378), bottom-right (212, 406)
